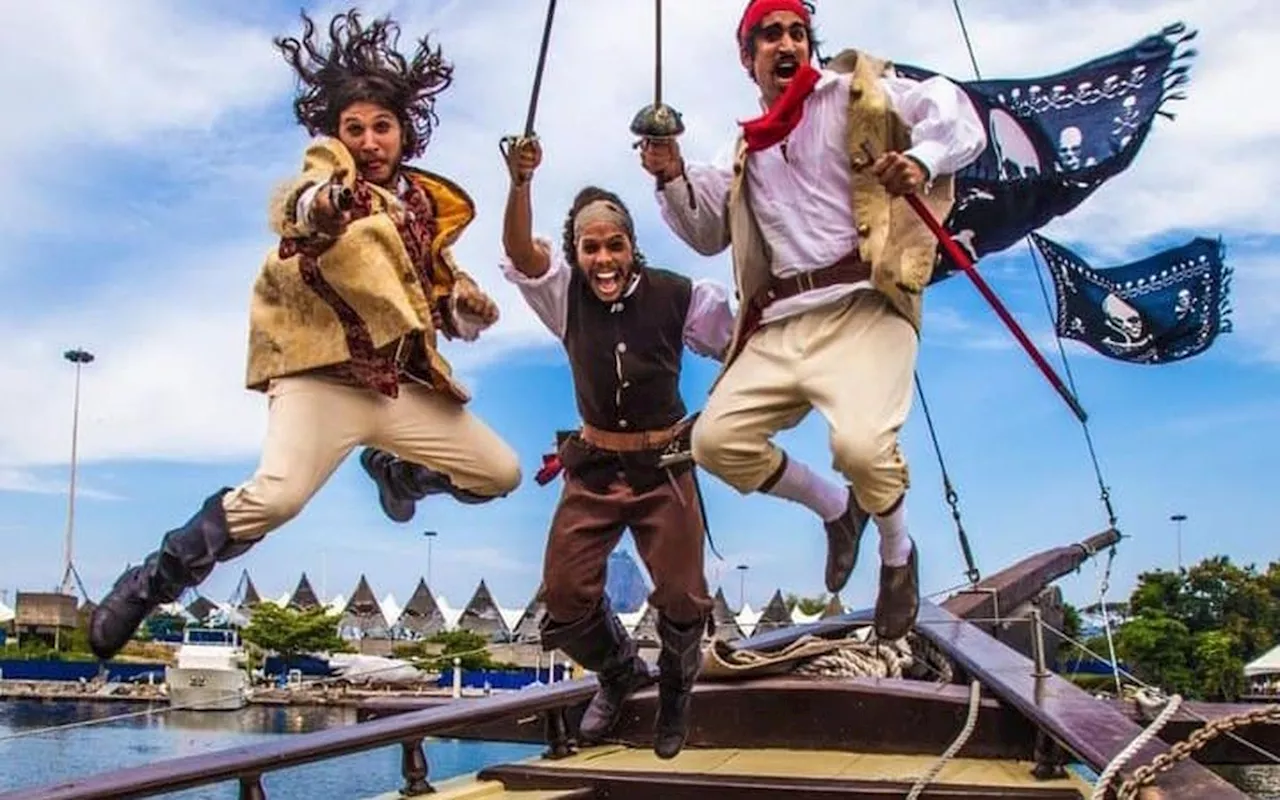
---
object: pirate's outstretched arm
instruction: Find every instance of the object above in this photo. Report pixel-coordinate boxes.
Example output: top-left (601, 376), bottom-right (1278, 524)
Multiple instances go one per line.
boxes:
top-left (497, 137), bottom-right (571, 340)
top-left (642, 138), bottom-right (734, 256)
top-left (502, 138), bottom-right (552, 279)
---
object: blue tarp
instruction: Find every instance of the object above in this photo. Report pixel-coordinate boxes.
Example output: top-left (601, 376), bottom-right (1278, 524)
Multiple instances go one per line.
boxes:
top-left (0, 659), bottom-right (166, 683)
top-left (437, 666), bottom-right (570, 691)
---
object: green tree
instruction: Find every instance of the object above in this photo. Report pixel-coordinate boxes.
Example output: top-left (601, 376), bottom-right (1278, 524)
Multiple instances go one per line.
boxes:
top-left (240, 602), bottom-right (350, 664)
top-left (1114, 613), bottom-right (1195, 696)
top-left (395, 630), bottom-right (512, 671)
top-left (1193, 630), bottom-right (1245, 701)
top-left (784, 593), bottom-right (829, 616)
top-left (1116, 556), bottom-right (1280, 700)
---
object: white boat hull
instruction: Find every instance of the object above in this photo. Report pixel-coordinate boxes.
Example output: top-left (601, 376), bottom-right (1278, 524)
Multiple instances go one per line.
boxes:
top-left (165, 666), bottom-right (249, 711)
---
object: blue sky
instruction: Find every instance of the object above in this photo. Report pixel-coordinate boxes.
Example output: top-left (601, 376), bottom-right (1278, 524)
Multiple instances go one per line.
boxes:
top-left (1, 0), bottom-right (1277, 618)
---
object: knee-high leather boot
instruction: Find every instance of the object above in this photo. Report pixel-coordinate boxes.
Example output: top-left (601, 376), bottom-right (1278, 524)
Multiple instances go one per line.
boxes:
top-left (88, 489), bottom-right (256, 661)
top-left (653, 614), bottom-right (705, 759)
top-left (540, 598), bottom-right (653, 743)
top-left (359, 447), bottom-right (497, 524)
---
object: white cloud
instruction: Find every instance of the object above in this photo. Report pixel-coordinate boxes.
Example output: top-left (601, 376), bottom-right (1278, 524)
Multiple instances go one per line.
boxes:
top-left (0, 0), bottom-right (1276, 471)
top-left (0, 468), bottom-right (121, 500)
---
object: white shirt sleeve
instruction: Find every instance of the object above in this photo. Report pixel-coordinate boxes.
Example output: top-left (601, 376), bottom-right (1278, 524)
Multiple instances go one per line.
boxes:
top-left (654, 138), bottom-right (737, 257)
top-left (880, 73), bottom-right (988, 179)
top-left (499, 237), bottom-right (572, 340)
top-left (683, 278), bottom-right (736, 361)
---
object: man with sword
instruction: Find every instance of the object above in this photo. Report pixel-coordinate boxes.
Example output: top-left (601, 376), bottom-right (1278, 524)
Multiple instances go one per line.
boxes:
top-left (638, 0), bottom-right (987, 641)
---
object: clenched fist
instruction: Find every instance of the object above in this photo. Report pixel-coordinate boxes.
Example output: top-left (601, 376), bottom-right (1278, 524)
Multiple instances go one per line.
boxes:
top-left (504, 136), bottom-right (542, 186)
top-left (311, 167), bottom-right (351, 236)
top-left (453, 278), bottom-right (499, 326)
top-left (871, 152), bottom-right (929, 196)
top-left (638, 138), bottom-right (684, 184)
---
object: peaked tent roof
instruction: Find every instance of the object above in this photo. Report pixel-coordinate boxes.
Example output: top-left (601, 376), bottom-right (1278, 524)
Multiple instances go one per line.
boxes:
top-left (239, 573), bottom-right (262, 608)
top-left (339, 575), bottom-right (390, 637)
top-left (288, 573), bottom-right (321, 611)
top-left (456, 580), bottom-right (511, 642)
top-left (753, 589), bottom-right (793, 633)
top-left (710, 588), bottom-right (743, 640)
top-left (511, 595), bottom-right (547, 644)
top-left (821, 593), bottom-right (846, 618)
top-left (631, 603), bottom-right (660, 644)
top-left (1245, 643), bottom-right (1280, 677)
top-left (396, 579), bottom-right (448, 638)
top-left (185, 596), bottom-right (220, 625)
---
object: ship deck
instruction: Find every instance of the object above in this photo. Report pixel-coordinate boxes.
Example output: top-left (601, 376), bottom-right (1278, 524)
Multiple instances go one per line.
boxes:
top-left (370, 745), bottom-right (1096, 799)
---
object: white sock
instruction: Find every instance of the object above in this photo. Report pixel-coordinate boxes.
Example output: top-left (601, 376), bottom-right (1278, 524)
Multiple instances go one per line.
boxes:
top-left (875, 502), bottom-right (913, 567)
top-left (765, 457), bottom-right (848, 522)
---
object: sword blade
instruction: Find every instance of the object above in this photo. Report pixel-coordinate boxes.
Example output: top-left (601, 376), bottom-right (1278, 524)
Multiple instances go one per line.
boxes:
top-left (522, 0), bottom-right (558, 138)
top-left (653, 0), bottom-right (663, 107)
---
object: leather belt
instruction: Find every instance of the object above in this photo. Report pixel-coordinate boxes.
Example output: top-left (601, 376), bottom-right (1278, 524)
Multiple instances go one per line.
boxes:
top-left (725, 253), bottom-right (871, 368)
top-left (579, 422), bottom-right (682, 453)
top-left (749, 254), bottom-right (871, 314)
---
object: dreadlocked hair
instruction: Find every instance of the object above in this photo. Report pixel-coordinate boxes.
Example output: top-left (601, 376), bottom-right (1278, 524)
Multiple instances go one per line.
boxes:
top-left (274, 8), bottom-right (453, 159)
top-left (560, 186), bottom-right (648, 270)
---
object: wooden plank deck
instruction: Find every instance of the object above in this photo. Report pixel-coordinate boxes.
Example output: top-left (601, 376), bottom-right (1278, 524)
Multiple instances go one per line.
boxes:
top-left (913, 601), bottom-right (1248, 798)
top-left (474, 746), bottom-right (1094, 799)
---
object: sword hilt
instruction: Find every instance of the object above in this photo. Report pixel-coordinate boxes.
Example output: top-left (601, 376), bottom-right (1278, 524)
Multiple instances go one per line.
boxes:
top-left (657, 449), bottom-right (692, 469)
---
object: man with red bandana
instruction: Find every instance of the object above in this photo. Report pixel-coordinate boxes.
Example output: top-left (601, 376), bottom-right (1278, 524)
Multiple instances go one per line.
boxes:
top-left (639, 0), bottom-right (987, 641)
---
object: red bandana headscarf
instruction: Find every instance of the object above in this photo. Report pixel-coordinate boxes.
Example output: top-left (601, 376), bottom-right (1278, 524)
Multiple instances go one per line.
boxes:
top-left (736, 0), bottom-right (820, 152)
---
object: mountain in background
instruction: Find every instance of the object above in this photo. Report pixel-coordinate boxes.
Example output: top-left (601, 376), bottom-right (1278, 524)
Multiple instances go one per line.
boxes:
top-left (605, 550), bottom-right (650, 613)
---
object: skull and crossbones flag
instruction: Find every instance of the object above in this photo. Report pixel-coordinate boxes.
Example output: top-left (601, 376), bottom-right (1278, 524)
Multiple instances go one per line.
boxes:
top-left (889, 22), bottom-right (1198, 278)
top-left (1030, 233), bottom-right (1232, 364)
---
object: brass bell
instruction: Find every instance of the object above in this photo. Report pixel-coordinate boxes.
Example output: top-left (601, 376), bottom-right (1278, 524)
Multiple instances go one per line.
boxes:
top-left (629, 102), bottom-right (685, 139)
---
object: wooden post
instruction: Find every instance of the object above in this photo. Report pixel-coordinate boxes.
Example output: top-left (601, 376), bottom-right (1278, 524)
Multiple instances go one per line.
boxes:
top-left (400, 738), bottom-right (432, 796)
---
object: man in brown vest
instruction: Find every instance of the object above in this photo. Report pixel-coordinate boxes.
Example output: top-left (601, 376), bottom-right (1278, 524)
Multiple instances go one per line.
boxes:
top-left (638, 0), bottom-right (987, 640)
top-left (86, 9), bottom-right (521, 661)
top-left (360, 123), bottom-right (865, 753)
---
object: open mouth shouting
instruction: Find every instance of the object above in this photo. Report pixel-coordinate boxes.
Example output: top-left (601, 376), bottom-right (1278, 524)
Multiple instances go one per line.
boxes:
top-left (591, 268), bottom-right (625, 300)
top-left (774, 53), bottom-right (799, 83)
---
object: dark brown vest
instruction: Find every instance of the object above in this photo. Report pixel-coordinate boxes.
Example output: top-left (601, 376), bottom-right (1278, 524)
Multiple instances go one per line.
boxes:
top-left (563, 266), bottom-right (691, 433)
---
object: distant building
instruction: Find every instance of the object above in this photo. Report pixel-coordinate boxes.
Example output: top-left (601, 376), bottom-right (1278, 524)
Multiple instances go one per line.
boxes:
top-left (13, 592), bottom-right (78, 648)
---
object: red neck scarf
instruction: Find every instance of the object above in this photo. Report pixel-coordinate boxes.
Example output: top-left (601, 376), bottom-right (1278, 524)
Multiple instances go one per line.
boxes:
top-left (738, 62), bottom-right (821, 153)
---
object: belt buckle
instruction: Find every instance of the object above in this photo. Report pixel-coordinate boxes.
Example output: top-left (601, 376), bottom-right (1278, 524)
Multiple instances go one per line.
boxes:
top-left (796, 270), bottom-right (816, 294)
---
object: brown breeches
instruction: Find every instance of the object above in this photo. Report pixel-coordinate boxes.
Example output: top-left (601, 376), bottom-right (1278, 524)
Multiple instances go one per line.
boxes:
top-left (541, 470), bottom-right (712, 627)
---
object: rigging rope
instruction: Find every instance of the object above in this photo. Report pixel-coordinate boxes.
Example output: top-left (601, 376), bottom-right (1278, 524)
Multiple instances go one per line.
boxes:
top-left (946, 0), bottom-right (1120, 533)
top-left (914, 372), bottom-right (980, 584)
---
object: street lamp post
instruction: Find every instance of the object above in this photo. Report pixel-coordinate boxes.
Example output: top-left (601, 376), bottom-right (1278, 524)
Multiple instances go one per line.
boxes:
top-left (61, 348), bottom-right (94, 596)
top-left (1170, 514), bottom-right (1188, 572)
top-left (736, 563), bottom-right (749, 611)
top-left (423, 530), bottom-right (438, 587)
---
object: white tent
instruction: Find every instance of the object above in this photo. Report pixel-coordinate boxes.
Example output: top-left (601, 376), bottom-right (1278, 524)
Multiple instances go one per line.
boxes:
top-left (1244, 644), bottom-right (1280, 677)
top-left (0, 599), bottom-right (13, 624)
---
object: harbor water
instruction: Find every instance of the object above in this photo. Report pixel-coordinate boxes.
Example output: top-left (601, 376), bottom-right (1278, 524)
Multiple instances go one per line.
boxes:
top-left (0, 700), bottom-right (542, 798)
top-left (1, 699), bottom-right (1277, 797)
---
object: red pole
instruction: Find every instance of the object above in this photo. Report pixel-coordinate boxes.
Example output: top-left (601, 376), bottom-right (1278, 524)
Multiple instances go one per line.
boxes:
top-left (903, 192), bottom-right (1089, 424)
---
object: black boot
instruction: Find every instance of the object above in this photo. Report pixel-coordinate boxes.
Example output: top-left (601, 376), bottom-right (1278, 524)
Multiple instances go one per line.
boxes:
top-left (824, 487), bottom-right (870, 593)
top-left (88, 490), bottom-right (256, 661)
top-left (541, 598), bottom-right (654, 744)
top-left (360, 447), bottom-right (497, 524)
top-left (653, 614), bottom-right (705, 759)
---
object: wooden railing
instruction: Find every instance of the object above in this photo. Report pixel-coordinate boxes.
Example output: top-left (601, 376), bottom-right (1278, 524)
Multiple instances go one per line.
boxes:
top-left (0, 678), bottom-right (597, 800)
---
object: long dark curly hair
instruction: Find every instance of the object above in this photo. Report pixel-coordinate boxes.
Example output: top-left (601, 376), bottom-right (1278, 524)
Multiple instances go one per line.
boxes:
top-left (560, 186), bottom-right (648, 270)
top-left (273, 9), bottom-right (453, 159)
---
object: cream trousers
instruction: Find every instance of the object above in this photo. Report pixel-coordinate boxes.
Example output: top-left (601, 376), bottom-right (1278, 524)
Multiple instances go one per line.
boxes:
top-left (692, 291), bottom-right (917, 516)
top-left (222, 375), bottom-right (521, 541)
